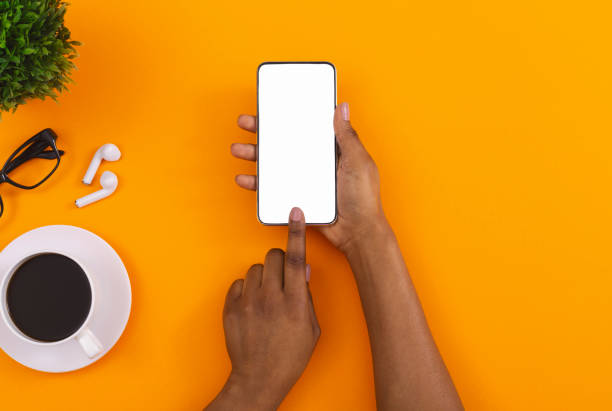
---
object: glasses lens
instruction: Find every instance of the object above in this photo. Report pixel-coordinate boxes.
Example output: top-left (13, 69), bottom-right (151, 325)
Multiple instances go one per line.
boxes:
top-left (4, 141), bottom-right (59, 188)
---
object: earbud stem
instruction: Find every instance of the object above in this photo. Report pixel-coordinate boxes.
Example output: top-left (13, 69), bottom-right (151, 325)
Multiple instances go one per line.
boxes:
top-left (83, 157), bottom-right (102, 185)
top-left (75, 189), bottom-right (113, 208)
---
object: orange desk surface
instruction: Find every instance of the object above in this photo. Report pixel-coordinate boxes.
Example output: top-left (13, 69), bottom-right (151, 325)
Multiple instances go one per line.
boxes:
top-left (1, 1), bottom-right (611, 410)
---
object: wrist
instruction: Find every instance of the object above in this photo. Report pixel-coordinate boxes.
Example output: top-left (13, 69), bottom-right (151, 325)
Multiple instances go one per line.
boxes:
top-left (341, 215), bottom-right (394, 258)
top-left (343, 219), bottom-right (402, 288)
top-left (216, 371), bottom-right (284, 411)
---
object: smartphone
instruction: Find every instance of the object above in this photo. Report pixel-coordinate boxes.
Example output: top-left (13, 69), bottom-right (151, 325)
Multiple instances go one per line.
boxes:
top-left (257, 62), bottom-right (337, 225)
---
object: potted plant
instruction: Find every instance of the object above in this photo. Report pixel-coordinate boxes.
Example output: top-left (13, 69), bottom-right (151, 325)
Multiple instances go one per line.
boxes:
top-left (0, 0), bottom-right (80, 118)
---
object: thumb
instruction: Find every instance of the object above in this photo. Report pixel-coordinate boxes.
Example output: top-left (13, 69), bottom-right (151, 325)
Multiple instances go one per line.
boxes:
top-left (333, 102), bottom-right (363, 155)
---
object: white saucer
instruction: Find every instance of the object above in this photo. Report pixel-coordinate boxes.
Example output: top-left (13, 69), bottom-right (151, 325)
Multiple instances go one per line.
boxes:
top-left (0, 225), bottom-right (131, 373)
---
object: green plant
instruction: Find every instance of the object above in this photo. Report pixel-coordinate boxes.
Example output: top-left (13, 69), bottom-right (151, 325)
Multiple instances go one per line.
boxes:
top-left (0, 0), bottom-right (80, 118)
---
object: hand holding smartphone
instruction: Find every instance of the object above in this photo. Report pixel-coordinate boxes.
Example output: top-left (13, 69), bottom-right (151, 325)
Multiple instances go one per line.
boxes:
top-left (257, 62), bottom-right (337, 225)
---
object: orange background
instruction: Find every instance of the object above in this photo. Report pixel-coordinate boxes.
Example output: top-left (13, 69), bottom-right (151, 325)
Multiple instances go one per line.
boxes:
top-left (1, 0), bottom-right (611, 409)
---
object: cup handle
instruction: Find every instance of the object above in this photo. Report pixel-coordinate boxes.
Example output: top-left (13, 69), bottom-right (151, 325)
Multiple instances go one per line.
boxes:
top-left (77, 328), bottom-right (103, 358)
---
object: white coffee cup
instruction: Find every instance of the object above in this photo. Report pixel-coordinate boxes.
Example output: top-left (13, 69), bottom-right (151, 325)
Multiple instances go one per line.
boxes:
top-left (0, 252), bottom-right (103, 358)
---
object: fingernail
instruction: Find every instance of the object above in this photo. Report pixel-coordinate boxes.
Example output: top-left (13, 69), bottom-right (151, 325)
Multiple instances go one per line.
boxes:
top-left (289, 207), bottom-right (303, 222)
top-left (341, 102), bottom-right (350, 121)
top-left (306, 264), bottom-right (311, 282)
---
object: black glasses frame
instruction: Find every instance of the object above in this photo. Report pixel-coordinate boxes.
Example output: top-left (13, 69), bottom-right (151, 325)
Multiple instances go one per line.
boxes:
top-left (0, 128), bottom-right (65, 218)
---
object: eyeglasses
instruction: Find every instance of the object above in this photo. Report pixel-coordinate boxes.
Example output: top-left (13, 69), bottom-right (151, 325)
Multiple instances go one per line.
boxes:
top-left (0, 129), bottom-right (65, 218)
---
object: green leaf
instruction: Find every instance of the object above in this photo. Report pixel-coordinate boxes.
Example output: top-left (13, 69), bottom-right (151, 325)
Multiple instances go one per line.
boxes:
top-left (0, 0), bottom-right (80, 119)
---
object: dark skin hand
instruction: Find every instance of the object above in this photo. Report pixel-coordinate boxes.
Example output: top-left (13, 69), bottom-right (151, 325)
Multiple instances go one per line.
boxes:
top-left (219, 102), bottom-right (463, 410)
top-left (206, 207), bottom-right (320, 411)
top-left (230, 104), bottom-right (380, 253)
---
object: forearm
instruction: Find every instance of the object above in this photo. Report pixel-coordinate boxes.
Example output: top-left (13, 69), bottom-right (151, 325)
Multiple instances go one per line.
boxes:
top-left (345, 219), bottom-right (462, 411)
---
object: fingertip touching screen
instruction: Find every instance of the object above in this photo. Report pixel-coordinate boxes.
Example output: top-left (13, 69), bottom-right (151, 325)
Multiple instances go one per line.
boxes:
top-left (257, 62), bottom-right (337, 225)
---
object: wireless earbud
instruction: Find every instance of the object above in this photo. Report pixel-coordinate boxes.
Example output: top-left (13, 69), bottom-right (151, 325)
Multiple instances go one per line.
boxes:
top-left (83, 144), bottom-right (121, 185)
top-left (75, 171), bottom-right (118, 208)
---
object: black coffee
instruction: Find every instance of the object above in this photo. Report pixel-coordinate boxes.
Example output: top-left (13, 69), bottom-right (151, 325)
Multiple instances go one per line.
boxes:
top-left (6, 253), bottom-right (92, 342)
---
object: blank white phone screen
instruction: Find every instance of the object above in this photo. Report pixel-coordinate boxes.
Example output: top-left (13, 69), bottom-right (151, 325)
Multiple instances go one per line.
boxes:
top-left (257, 63), bottom-right (336, 224)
